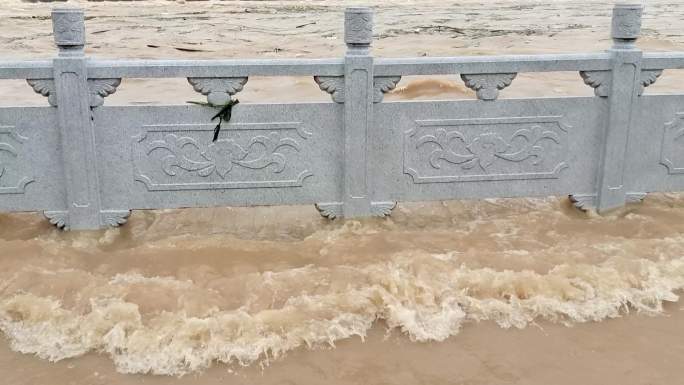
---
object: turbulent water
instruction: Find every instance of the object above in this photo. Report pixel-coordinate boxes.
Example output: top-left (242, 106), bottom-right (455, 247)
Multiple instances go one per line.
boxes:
top-left (1, 195), bottom-right (684, 376)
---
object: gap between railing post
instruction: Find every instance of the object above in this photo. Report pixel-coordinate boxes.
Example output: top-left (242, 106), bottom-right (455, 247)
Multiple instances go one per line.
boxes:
top-left (595, 3), bottom-right (644, 212)
top-left (49, 8), bottom-right (104, 230)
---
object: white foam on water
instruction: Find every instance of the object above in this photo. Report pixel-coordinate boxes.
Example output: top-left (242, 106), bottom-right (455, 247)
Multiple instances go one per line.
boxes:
top-left (1, 253), bottom-right (682, 376)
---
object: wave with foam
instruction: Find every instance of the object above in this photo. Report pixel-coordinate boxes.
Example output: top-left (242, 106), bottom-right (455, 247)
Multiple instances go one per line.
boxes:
top-left (1, 253), bottom-right (682, 376)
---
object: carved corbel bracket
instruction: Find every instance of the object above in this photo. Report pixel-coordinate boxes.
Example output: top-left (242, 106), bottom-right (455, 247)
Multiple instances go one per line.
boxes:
top-left (27, 79), bottom-right (57, 106)
top-left (44, 210), bottom-right (68, 230)
top-left (314, 75), bottom-right (402, 103)
top-left (315, 202), bottom-right (343, 219)
top-left (569, 193), bottom-right (647, 211)
top-left (89, 78), bottom-right (122, 107)
top-left (639, 69), bottom-right (663, 95)
top-left (315, 201), bottom-right (396, 219)
top-left (373, 76), bottom-right (401, 103)
top-left (314, 76), bottom-right (344, 103)
top-left (101, 210), bottom-right (131, 227)
top-left (580, 71), bottom-right (610, 97)
top-left (44, 209), bottom-right (131, 230)
top-left (27, 78), bottom-right (122, 107)
top-left (187, 77), bottom-right (248, 105)
top-left (580, 69), bottom-right (663, 97)
top-left (371, 201), bottom-right (396, 217)
top-left (460, 73), bottom-right (517, 101)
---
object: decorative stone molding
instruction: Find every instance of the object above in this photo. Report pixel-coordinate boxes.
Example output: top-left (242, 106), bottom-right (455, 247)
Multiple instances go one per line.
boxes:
top-left (27, 79), bottom-right (57, 106)
top-left (52, 8), bottom-right (85, 47)
top-left (27, 78), bottom-right (121, 107)
top-left (187, 77), bottom-right (248, 105)
top-left (460, 73), bottom-right (517, 101)
top-left (44, 210), bottom-right (68, 230)
top-left (370, 202), bottom-right (396, 217)
top-left (314, 75), bottom-right (401, 103)
top-left (101, 210), bottom-right (131, 227)
top-left (314, 76), bottom-right (344, 103)
top-left (373, 76), bottom-right (401, 103)
top-left (344, 7), bottom-right (373, 46)
top-left (569, 192), bottom-right (647, 211)
top-left (580, 70), bottom-right (610, 97)
top-left (581, 69), bottom-right (663, 97)
top-left (88, 78), bottom-right (121, 107)
top-left (611, 3), bottom-right (642, 40)
top-left (405, 116), bottom-right (568, 183)
top-left (639, 70), bottom-right (663, 95)
top-left (315, 202), bottom-right (343, 219)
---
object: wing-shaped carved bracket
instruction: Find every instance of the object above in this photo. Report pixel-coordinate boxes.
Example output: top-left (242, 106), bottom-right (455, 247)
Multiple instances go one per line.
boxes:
top-left (315, 201), bottom-right (396, 219)
top-left (89, 78), bottom-right (121, 107)
top-left (569, 193), bottom-right (647, 211)
top-left (27, 78), bottom-right (122, 107)
top-left (27, 79), bottom-right (57, 106)
top-left (371, 201), bottom-right (396, 217)
top-left (101, 210), bottom-right (131, 227)
top-left (44, 210), bottom-right (68, 230)
top-left (314, 75), bottom-right (402, 103)
top-left (187, 77), bottom-right (248, 105)
top-left (460, 73), bottom-right (517, 101)
top-left (639, 70), bottom-right (663, 95)
top-left (580, 69), bottom-right (663, 97)
top-left (315, 202), bottom-right (343, 219)
top-left (44, 209), bottom-right (132, 230)
top-left (373, 76), bottom-right (401, 103)
top-left (314, 76), bottom-right (344, 103)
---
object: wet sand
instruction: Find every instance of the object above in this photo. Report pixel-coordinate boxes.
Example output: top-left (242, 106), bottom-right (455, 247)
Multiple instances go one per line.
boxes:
top-left (1, 0), bottom-right (684, 384)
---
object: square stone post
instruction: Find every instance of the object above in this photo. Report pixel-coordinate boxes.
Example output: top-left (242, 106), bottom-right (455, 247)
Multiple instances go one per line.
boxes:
top-left (595, 3), bottom-right (644, 212)
top-left (50, 8), bottom-right (103, 229)
top-left (342, 7), bottom-right (374, 217)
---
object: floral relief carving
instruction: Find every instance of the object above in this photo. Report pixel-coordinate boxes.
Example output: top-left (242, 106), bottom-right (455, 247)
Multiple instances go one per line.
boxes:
top-left (417, 125), bottom-right (561, 172)
top-left (460, 73), bottom-right (516, 100)
top-left (405, 117), bottom-right (568, 183)
top-left (147, 132), bottom-right (300, 179)
top-left (134, 123), bottom-right (313, 191)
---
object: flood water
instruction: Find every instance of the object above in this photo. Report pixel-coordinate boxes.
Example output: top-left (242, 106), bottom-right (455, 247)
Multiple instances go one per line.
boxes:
top-left (1, 196), bottom-right (683, 378)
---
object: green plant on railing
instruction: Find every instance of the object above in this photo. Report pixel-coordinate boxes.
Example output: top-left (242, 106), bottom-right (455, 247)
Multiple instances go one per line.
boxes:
top-left (188, 99), bottom-right (239, 142)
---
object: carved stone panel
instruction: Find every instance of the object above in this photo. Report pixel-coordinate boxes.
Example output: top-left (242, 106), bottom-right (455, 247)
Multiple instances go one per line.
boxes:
top-left (0, 126), bottom-right (34, 194)
top-left (404, 116), bottom-right (569, 183)
top-left (133, 122), bottom-right (313, 191)
top-left (660, 113), bottom-right (684, 174)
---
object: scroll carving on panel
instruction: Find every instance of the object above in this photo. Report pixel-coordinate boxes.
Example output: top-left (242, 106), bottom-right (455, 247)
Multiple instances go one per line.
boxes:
top-left (404, 116), bottom-right (569, 183)
top-left (133, 122), bottom-right (313, 191)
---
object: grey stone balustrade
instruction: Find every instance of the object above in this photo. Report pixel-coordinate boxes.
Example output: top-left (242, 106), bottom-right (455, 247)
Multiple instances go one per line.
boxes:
top-left (1, 4), bottom-right (684, 230)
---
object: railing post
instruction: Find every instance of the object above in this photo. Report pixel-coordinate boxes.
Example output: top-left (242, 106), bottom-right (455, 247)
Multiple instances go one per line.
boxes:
top-left (595, 3), bottom-right (644, 212)
top-left (50, 8), bottom-right (103, 229)
top-left (342, 7), bottom-right (374, 217)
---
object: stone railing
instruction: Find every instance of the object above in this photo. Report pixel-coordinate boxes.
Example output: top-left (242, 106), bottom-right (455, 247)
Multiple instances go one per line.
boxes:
top-left (1, 4), bottom-right (684, 230)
